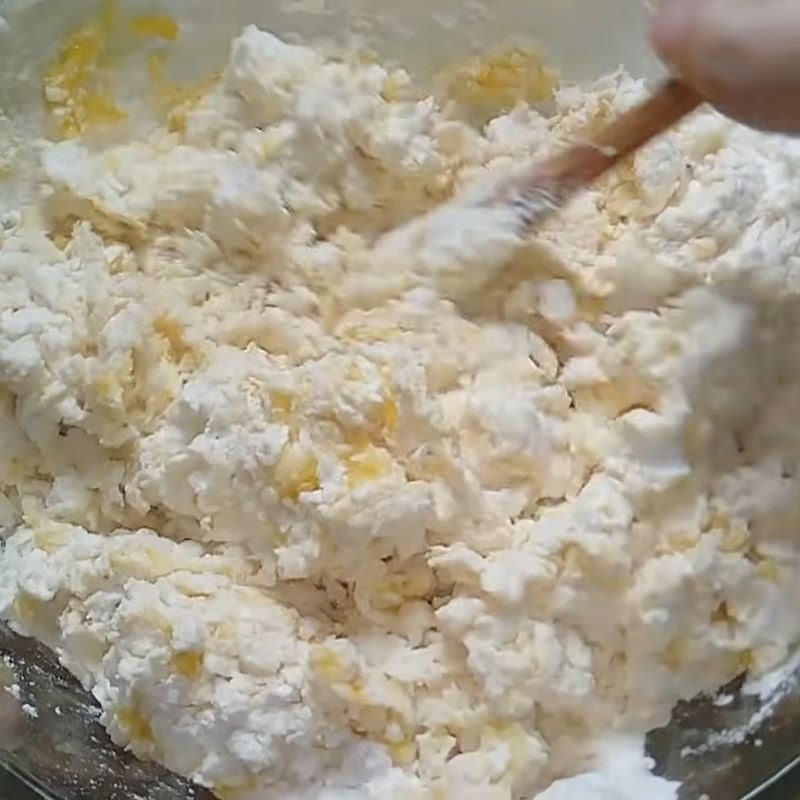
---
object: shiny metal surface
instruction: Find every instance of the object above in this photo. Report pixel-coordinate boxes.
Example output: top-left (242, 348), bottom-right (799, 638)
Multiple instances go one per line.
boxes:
top-left (647, 670), bottom-right (800, 799)
top-left (1, 620), bottom-right (800, 799)
top-left (0, 624), bottom-right (214, 800)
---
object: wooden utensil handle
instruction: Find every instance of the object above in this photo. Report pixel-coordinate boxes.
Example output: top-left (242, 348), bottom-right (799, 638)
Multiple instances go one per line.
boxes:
top-left (543, 79), bottom-right (703, 190)
top-left (595, 79), bottom-right (703, 160)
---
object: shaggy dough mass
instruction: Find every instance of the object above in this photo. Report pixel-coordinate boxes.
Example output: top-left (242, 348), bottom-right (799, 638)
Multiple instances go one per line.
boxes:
top-left (3, 24), bottom-right (800, 800)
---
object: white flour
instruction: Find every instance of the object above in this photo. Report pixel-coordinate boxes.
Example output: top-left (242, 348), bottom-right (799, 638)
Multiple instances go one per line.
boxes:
top-left (2, 23), bottom-right (800, 800)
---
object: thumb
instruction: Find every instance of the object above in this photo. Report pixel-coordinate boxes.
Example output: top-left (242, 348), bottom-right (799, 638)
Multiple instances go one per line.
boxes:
top-left (651, 0), bottom-right (800, 133)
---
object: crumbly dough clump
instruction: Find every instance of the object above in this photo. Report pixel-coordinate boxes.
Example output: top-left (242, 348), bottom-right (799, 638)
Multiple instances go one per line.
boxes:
top-left (3, 25), bottom-right (800, 800)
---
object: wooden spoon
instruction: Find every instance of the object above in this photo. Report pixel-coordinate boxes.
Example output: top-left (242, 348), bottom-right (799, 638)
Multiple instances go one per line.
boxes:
top-left (492, 78), bottom-right (704, 229)
top-left (361, 80), bottom-right (703, 305)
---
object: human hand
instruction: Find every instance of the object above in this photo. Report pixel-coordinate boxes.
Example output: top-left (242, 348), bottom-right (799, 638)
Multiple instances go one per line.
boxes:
top-left (651, 0), bottom-right (800, 133)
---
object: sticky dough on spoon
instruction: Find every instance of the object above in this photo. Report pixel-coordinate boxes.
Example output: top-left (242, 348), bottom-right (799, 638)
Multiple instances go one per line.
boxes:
top-left (345, 79), bottom-right (701, 306)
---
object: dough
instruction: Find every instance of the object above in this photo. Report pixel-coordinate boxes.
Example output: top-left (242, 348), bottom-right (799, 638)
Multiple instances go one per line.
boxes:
top-left (3, 24), bottom-right (800, 800)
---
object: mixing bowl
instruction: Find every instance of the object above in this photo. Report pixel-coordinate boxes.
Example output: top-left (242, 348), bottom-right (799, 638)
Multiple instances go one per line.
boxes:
top-left (0, 1), bottom-right (799, 798)
top-left (3, 617), bottom-right (799, 800)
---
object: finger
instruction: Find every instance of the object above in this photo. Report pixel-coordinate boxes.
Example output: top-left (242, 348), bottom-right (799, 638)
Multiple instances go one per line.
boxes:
top-left (650, 0), bottom-right (703, 73)
top-left (651, 0), bottom-right (800, 133)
